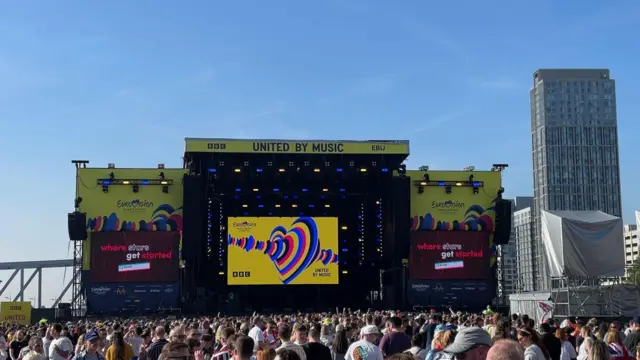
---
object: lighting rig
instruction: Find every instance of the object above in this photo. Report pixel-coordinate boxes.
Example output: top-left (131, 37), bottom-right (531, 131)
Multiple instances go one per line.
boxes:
top-left (413, 172), bottom-right (484, 195)
top-left (97, 168), bottom-right (173, 193)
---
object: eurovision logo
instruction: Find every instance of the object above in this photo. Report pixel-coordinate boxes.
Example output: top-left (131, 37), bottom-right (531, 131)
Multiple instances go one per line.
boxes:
top-left (116, 199), bottom-right (155, 212)
top-left (91, 287), bottom-right (111, 295)
top-left (232, 221), bottom-right (257, 230)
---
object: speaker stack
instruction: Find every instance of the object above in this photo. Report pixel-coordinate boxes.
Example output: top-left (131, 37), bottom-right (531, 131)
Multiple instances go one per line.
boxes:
top-left (67, 212), bottom-right (88, 241)
top-left (493, 200), bottom-right (512, 245)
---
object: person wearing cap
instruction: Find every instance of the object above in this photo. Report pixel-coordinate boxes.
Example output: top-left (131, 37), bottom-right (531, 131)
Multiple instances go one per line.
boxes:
top-left (344, 326), bottom-right (383, 360)
top-left (433, 327), bottom-right (492, 360)
top-left (421, 315), bottom-right (441, 352)
top-left (73, 331), bottom-right (105, 360)
top-left (623, 316), bottom-right (640, 353)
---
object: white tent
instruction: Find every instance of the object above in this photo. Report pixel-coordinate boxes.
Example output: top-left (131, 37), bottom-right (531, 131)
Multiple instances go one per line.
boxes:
top-left (541, 210), bottom-right (624, 277)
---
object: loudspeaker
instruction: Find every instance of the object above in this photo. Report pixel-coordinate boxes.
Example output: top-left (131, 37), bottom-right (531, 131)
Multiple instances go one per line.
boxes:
top-left (68, 212), bottom-right (87, 241)
top-left (493, 199), bottom-right (512, 245)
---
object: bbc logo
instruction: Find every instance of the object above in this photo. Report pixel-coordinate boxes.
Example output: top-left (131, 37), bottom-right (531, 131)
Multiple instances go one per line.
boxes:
top-left (207, 143), bottom-right (227, 150)
top-left (232, 271), bottom-right (251, 278)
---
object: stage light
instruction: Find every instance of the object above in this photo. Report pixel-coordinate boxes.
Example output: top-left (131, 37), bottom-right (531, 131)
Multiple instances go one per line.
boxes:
top-left (342, 248), bottom-right (348, 252)
top-left (382, 168), bottom-right (388, 172)
top-left (253, 188), bottom-right (259, 192)
top-left (322, 188), bottom-right (328, 192)
top-left (342, 270), bottom-right (348, 274)
top-left (257, 168), bottom-right (263, 172)
top-left (102, 180), bottom-right (111, 185)
top-left (268, 212), bottom-right (273, 215)
top-left (279, 168), bottom-right (286, 172)
top-left (340, 188), bottom-right (345, 192)
top-left (218, 272), bottom-right (224, 275)
top-left (234, 195), bottom-right (239, 199)
top-left (208, 168), bottom-right (216, 173)
top-left (314, 168), bottom-right (320, 172)
top-left (292, 204), bottom-right (298, 208)
top-left (161, 181), bottom-right (168, 185)
top-left (275, 204), bottom-right (281, 208)
top-left (398, 164), bottom-right (406, 176)
top-left (420, 181), bottom-right (427, 186)
top-left (132, 185), bottom-right (139, 193)
top-left (258, 204), bottom-right (264, 208)
top-left (424, 174), bottom-right (430, 182)
top-left (325, 204), bottom-right (330, 208)
top-left (122, 181), bottom-right (130, 185)
top-left (302, 188), bottom-right (308, 192)
top-left (336, 168), bottom-right (343, 172)
top-left (377, 197), bottom-right (383, 259)
top-left (234, 168), bottom-right (241, 173)
top-left (102, 185), bottom-right (109, 193)
top-left (438, 182), bottom-right (445, 186)
top-left (473, 186), bottom-right (479, 194)
top-left (360, 168), bottom-right (367, 172)
top-left (109, 172), bottom-right (115, 181)
top-left (235, 188), bottom-right (241, 192)
top-left (309, 204), bottom-right (315, 208)
top-left (273, 188), bottom-right (280, 192)
top-left (242, 204), bottom-right (248, 208)
top-left (162, 185), bottom-right (169, 193)
top-left (359, 203), bottom-right (365, 265)
top-left (341, 226), bottom-right (348, 230)
top-left (418, 186), bottom-right (424, 194)
top-left (141, 180), bottom-right (149, 185)
top-left (456, 182), bottom-right (463, 186)
top-left (446, 186), bottom-right (452, 194)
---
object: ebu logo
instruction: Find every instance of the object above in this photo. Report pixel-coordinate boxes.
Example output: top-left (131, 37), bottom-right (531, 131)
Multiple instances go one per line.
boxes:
top-left (232, 271), bottom-right (251, 278)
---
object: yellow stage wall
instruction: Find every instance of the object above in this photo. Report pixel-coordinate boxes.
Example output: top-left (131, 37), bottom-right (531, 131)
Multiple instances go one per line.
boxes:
top-left (77, 168), bottom-right (186, 270)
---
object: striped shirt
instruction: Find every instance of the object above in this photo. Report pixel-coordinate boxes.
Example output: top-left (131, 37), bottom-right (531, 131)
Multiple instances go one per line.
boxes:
top-left (212, 346), bottom-right (231, 360)
top-left (146, 339), bottom-right (169, 360)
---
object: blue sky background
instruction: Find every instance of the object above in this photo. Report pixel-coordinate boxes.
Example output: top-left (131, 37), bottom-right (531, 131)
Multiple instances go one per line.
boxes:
top-left (1, 0), bottom-right (639, 306)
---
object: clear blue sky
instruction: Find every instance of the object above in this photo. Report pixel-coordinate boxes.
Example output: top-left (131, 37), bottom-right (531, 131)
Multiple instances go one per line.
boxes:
top-left (1, 1), bottom-right (639, 306)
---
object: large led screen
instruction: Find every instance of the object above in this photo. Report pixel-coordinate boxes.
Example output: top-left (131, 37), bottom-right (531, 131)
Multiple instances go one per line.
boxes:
top-left (227, 217), bottom-right (339, 285)
top-left (409, 231), bottom-right (490, 280)
top-left (90, 232), bottom-right (180, 283)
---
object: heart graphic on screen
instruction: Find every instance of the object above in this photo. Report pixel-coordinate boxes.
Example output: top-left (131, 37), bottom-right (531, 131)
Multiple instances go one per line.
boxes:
top-left (267, 217), bottom-right (320, 284)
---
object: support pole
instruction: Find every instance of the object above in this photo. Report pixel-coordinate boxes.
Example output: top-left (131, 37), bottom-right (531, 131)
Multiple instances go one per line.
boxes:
top-left (38, 268), bottom-right (42, 308)
top-left (20, 269), bottom-right (24, 301)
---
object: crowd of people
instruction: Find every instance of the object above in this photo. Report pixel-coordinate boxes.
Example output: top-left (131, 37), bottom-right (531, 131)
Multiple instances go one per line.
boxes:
top-left (1, 310), bottom-right (640, 360)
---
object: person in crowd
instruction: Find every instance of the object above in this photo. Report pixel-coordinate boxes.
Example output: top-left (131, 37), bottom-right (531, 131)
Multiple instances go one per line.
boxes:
top-left (22, 337), bottom-right (45, 360)
top-left (232, 337), bottom-right (254, 360)
top-left (540, 323), bottom-right (562, 360)
top-left (276, 349), bottom-right (302, 360)
top-left (201, 334), bottom-right (216, 358)
top-left (491, 320), bottom-right (510, 343)
top-left (320, 326), bottom-right (333, 348)
top-left (49, 324), bottom-right (73, 360)
top-left (41, 328), bottom-right (52, 359)
top-left (105, 332), bottom-right (134, 360)
top-left (73, 331), bottom-right (105, 360)
top-left (265, 323), bottom-right (279, 350)
top-left (294, 326), bottom-right (308, 347)
top-left (214, 333), bottom-right (237, 360)
top-left (635, 345), bottom-right (640, 360)
top-left (487, 339), bottom-right (524, 360)
top-left (302, 327), bottom-right (331, 360)
top-left (517, 328), bottom-right (550, 360)
top-left (555, 328), bottom-right (577, 360)
top-left (425, 330), bottom-right (454, 360)
top-left (145, 327), bottom-right (168, 360)
top-left (432, 327), bottom-right (490, 360)
top-left (125, 327), bottom-right (144, 359)
top-left (344, 326), bottom-right (383, 360)
top-left (379, 317), bottom-right (411, 358)
top-left (596, 326), bottom-right (608, 342)
top-left (604, 329), bottom-right (630, 359)
top-left (330, 326), bottom-right (349, 360)
top-left (9, 330), bottom-right (28, 360)
top-left (1, 336), bottom-right (10, 360)
top-left (577, 338), bottom-right (593, 360)
top-left (276, 326), bottom-right (306, 360)
top-left (588, 340), bottom-right (611, 360)
top-left (158, 342), bottom-right (190, 360)
top-left (257, 346), bottom-right (276, 360)
top-left (404, 334), bottom-right (426, 360)
top-left (624, 318), bottom-right (640, 353)
top-left (187, 338), bottom-right (202, 355)
top-left (249, 318), bottom-right (266, 352)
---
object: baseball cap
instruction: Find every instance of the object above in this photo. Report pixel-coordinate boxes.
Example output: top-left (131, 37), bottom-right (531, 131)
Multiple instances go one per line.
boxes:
top-left (85, 331), bottom-right (99, 342)
top-left (360, 325), bottom-right (379, 335)
top-left (443, 327), bottom-right (491, 354)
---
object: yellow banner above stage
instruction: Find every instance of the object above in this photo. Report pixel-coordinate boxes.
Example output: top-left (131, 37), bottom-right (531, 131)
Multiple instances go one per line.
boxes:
top-left (184, 138), bottom-right (410, 155)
